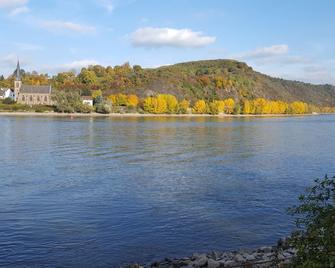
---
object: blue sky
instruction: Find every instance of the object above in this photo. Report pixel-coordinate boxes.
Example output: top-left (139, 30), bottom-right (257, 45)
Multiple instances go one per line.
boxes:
top-left (0, 0), bottom-right (334, 85)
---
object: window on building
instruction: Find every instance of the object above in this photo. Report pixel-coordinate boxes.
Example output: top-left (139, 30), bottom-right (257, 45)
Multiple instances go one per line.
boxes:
top-left (22, 95), bottom-right (25, 101)
top-left (30, 96), bottom-right (33, 102)
top-left (37, 96), bottom-right (40, 102)
top-left (44, 96), bottom-right (48, 102)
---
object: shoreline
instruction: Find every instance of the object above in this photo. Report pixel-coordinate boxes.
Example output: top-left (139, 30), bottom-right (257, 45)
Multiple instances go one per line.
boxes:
top-left (125, 240), bottom-right (296, 268)
top-left (0, 111), bottom-right (329, 118)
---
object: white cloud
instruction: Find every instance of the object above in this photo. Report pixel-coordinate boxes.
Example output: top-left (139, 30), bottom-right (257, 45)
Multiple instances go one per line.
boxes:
top-left (41, 59), bottom-right (99, 74)
top-left (0, 0), bottom-right (29, 17)
top-left (239, 44), bottom-right (289, 60)
top-left (60, 59), bottom-right (99, 69)
top-left (40, 20), bottom-right (96, 34)
top-left (131, 27), bottom-right (216, 48)
top-left (0, 0), bottom-right (27, 7)
top-left (9, 6), bottom-right (29, 16)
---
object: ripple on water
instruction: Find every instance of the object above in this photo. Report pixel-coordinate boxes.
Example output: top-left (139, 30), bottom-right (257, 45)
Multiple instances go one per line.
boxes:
top-left (0, 115), bottom-right (334, 267)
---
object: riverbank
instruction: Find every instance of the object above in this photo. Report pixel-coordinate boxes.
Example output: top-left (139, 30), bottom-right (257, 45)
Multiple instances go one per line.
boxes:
top-left (125, 240), bottom-right (296, 268)
top-left (0, 111), bottom-right (327, 118)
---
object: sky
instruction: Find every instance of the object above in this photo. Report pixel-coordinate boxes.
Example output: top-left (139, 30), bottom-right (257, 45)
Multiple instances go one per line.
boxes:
top-left (0, 0), bottom-right (335, 85)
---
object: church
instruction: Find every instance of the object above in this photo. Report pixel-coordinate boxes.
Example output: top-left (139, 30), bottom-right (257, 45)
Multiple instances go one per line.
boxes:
top-left (14, 61), bottom-right (53, 105)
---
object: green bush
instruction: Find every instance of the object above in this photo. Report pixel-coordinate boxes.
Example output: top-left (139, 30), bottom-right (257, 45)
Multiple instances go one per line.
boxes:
top-left (77, 104), bottom-right (93, 113)
top-left (287, 175), bottom-right (335, 267)
top-left (3, 97), bottom-right (15, 105)
top-left (0, 103), bottom-right (30, 111)
top-left (95, 102), bottom-right (111, 114)
top-left (52, 90), bottom-right (88, 113)
top-left (34, 105), bottom-right (54, 113)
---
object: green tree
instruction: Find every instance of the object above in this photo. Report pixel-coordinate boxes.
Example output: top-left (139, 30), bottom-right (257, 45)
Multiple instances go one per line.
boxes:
top-left (287, 175), bottom-right (335, 267)
top-left (52, 90), bottom-right (92, 113)
top-left (78, 68), bottom-right (97, 84)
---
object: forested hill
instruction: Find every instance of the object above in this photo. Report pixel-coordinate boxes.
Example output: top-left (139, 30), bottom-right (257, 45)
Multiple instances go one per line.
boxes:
top-left (2, 59), bottom-right (335, 106)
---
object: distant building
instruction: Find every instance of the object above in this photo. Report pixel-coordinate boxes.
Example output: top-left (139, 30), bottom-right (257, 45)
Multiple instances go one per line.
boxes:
top-left (0, 88), bottom-right (15, 100)
top-left (82, 96), bottom-right (93, 106)
top-left (14, 61), bottom-right (53, 105)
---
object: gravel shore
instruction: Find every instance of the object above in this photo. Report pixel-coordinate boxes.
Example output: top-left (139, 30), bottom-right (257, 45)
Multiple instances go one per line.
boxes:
top-left (124, 240), bottom-right (296, 268)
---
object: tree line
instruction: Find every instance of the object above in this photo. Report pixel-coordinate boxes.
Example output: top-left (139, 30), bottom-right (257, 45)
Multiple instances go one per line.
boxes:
top-left (52, 90), bottom-right (334, 114)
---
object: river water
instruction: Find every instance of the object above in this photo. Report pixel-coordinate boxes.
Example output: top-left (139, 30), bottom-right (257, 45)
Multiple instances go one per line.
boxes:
top-left (0, 115), bottom-right (334, 267)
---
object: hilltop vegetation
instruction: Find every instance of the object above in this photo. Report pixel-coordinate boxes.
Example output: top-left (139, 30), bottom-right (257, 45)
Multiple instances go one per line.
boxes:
top-left (1, 59), bottom-right (335, 114)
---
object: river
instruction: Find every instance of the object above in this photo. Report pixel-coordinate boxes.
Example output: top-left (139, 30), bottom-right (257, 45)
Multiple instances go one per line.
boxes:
top-left (0, 115), bottom-right (334, 267)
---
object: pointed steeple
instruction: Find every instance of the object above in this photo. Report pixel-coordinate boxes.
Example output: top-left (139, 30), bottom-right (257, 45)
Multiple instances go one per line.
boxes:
top-left (15, 60), bottom-right (21, 81)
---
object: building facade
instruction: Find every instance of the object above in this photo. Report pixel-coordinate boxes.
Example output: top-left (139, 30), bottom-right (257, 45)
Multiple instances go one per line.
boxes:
top-left (82, 96), bottom-right (93, 106)
top-left (0, 88), bottom-right (15, 100)
top-left (14, 61), bottom-right (53, 105)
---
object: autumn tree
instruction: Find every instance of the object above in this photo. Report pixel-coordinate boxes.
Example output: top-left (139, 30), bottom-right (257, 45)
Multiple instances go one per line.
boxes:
top-left (179, 99), bottom-right (190, 114)
top-left (290, 101), bottom-right (308, 114)
top-left (127, 94), bottom-right (139, 108)
top-left (91, 89), bottom-right (102, 99)
top-left (143, 96), bottom-right (167, 114)
top-left (242, 100), bottom-right (252, 114)
top-left (78, 68), bottom-right (97, 84)
top-left (108, 93), bottom-right (128, 106)
top-left (224, 98), bottom-right (235, 114)
top-left (192, 100), bottom-right (207, 114)
top-left (159, 94), bottom-right (178, 113)
top-left (209, 100), bottom-right (225, 115)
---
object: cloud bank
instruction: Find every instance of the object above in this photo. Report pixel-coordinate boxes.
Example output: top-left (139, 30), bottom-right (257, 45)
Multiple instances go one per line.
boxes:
top-left (40, 20), bottom-right (96, 34)
top-left (239, 44), bottom-right (289, 60)
top-left (131, 27), bottom-right (216, 48)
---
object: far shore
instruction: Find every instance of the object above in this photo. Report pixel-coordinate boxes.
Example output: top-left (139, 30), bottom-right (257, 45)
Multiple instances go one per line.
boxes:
top-left (0, 111), bottom-right (331, 118)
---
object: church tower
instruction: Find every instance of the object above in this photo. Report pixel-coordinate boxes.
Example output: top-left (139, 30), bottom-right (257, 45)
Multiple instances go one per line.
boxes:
top-left (14, 60), bottom-right (22, 101)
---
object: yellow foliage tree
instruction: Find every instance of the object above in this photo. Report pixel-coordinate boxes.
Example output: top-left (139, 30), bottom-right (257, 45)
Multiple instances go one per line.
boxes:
top-left (143, 97), bottom-right (156, 113)
top-left (242, 100), bottom-right (252, 114)
top-left (290, 101), bottom-right (308, 114)
top-left (224, 98), bottom-right (235, 114)
top-left (108, 93), bottom-right (128, 106)
top-left (192, 100), bottom-right (207, 114)
top-left (159, 94), bottom-right (178, 113)
top-left (127, 94), bottom-right (139, 108)
top-left (92, 90), bottom-right (102, 99)
top-left (143, 96), bottom-right (167, 114)
top-left (209, 100), bottom-right (225, 114)
top-left (252, 98), bottom-right (269, 114)
top-left (179, 99), bottom-right (190, 114)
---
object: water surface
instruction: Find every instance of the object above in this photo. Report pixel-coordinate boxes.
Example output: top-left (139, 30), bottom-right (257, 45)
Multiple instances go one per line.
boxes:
top-left (0, 115), bottom-right (334, 267)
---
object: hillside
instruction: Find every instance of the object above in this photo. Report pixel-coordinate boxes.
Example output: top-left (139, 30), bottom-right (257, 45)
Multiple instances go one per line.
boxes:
top-left (2, 59), bottom-right (335, 107)
top-left (138, 60), bottom-right (335, 106)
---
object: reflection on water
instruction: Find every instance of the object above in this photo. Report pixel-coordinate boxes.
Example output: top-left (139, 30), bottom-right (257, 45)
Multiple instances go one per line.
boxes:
top-left (0, 115), bottom-right (334, 267)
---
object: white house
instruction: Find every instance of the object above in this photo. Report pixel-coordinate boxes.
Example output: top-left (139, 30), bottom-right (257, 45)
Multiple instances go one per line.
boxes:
top-left (0, 88), bottom-right (15, 100)
top-left (82, 96), bottom-right (93, 106)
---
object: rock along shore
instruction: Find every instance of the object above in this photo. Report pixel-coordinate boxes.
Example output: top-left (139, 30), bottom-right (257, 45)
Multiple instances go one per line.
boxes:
top-left (124, 239), bottom-right (296, 268)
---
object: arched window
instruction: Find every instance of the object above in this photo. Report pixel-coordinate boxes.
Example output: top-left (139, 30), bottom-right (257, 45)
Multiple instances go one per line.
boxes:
top-left (37, 96), bottom-right (40, 102)
top-left (22, 95), bottom-right (25, 101)
top-left (30, 96), bottom-right (33, 102)
top-left (44, 96), bottom-right (48, 102)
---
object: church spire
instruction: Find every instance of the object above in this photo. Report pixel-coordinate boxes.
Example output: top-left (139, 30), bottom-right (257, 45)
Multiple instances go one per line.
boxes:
top-left (15, 60), bottom-right (21, 81)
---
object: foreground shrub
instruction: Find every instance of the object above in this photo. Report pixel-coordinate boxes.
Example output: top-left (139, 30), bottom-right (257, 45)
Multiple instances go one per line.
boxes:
top-left (34, 105), bottom-right (54, 113)
top-left (288, 175), bottom-right (335, 267)
top-left (3, 97), bottom-right (15, 105)
top-left (52, 90), bottom-right (85, 113)
top-left (95, 102), bottom-right (112, 114)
